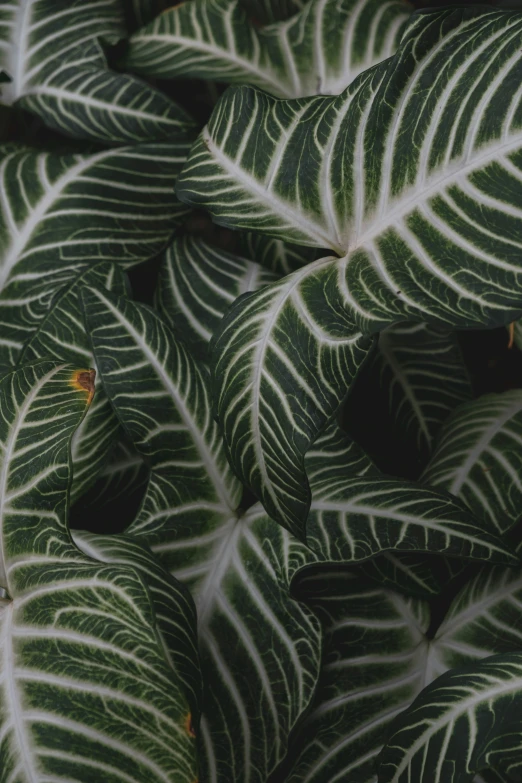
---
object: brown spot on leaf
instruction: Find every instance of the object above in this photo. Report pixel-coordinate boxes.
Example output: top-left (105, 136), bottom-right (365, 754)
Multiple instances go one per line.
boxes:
top-left (70, 369), bottom-right (96, 405)
top-left (184, 712), bottom-right (196, 738)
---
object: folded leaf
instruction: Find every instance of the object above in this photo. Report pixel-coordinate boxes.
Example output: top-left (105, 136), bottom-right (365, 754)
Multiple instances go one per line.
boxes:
top-left (0, 141), bottom-right (191, 366)
top-left (0, 360), bottom-right (198, 781)
top-left (422, 390), bottom-right (522, 534)
top-left (125, 0), bottom-right (411, 99)
top-left (379, 653), bottom-right (522, 782)
top-left (211, 261), bottom-right (373, 536)
top-left (156, 235), bottom-right (277, 361)
top-left (21, 262), bottom-right (127, 502)
top-left (0, 0), bottom-right (194, 142)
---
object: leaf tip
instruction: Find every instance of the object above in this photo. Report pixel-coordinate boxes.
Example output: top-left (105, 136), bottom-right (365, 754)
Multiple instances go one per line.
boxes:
top-left (70, 369), bottom-right (96, 405)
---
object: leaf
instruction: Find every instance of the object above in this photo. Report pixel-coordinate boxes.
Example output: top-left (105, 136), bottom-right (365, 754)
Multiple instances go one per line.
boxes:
top-left (211, 261), bottom-right (373, 537)
top-left (240, 0), bottom-right (304, 24)
top-left (72, 529), bottom-right (202, 720)
top-left (368, 322), bottom-right (473, 469)
top-left (304, 425), bottom-right (518, 570)
top-left (20, 263), bottom-right (127, 502)
top-left (177, 7), bottom-right (522, 527)
top-left (0, 141), bottom-right (191, 366)
top-left (236, 232), bottom-right (324, 274)
top-left (155, 235), bottom-right (278, 361)
top-left (378, 653), bottom-right (522, 782)
top-left (82, 287), bottom-right (322, 782)
top-left (0, 0), bottom-right (194, 143)
top-left (422, 390), bottom-right (522, 534)
top-left (125, 0), bottom-right (411, 99)
top-left (282, 571), bottom-right (432, 783)
top-left (0, 360), bottom-right (199, 781)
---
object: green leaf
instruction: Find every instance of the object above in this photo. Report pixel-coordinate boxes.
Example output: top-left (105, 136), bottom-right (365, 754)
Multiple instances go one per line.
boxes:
top-left (369, 322), bottom-right (472, 468)
top-left (82, 287), bottom-right (322, 782)
top-left (422, 391), bottom-right (522, 534)
top-left (0, 360), bottom-right (199, 781)
top-left (20, 263), bottom-right (127, 502)
top-left (211, 262), bottom-right (373, 537)
top-left (0, 141), bottom-right (191, 367)
top-left (236, 232), bottom-right (324, 274)
top-left (240, 0), bottom-right (304, 24)
top-left (178, 7), bottom-right (522, 528)
top-left (282, 571), bottom-right (432, 783)
top-left (125, 0), bottom-right (411, 99)
top-left (72, 529), bottom-right (202, 721)
top-left (378, 653), bottom-right (522, 782)
top-left (304, 425), bottom-right (518, 570)
top-left (0, 0), bottom-right (194, 143)
top-left (155, 235), bottom-right (278, 361)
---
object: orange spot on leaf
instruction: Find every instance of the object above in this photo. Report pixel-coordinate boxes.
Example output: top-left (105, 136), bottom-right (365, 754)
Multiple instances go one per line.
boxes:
top-left (184, 712), bottom-right (196, 738)
top-left (508, 322), bottom-right (516, 349)
top-left (70, 369), bottom-right (95, 405)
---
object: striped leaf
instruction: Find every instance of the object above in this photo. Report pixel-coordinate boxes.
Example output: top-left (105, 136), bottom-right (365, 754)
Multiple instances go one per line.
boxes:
top-left (20, 263), bottom-right (127, 502)
top-left (211, 261), bottom-right (373, 536)
top-left (379, 654), bottom-right (522, 782)
top-left (82, 287), bottom-right (322, 783)
top-left (304, 426), bottom-right (517, 572)
top-left (0, 360), bottom-right (198, 781)
top-left (178, 7), bottom-right (522, 529)
top-left (125, 0), bottom-right (411, 99)
top-left (369, 323), bottom-right (472, 469)
top-left (284, 563), bottom-right (522, 783)
top-left (0, 141), bottom-right (191, 367)
top-left (0, 0), bottom-right (194, 143)
top-left (155, 235), bottom-right (278, 361)
top-left (72, 530), bottom-right (202, 720)
top-left (236, 232), bottom-right (323, 274)
top-left (422, 391), bottom-right (522, 534)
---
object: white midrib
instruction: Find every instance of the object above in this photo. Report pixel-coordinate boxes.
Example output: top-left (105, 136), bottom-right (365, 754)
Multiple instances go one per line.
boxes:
top-left (450, 395), bottom-right (522, 495)
top-left (4, 0), bottom-right (33, 103)
top-left (94, 290), bottom-right (236, 510)
top-left (196, 515), bottom-right (240, 631)
top-left (3, 603), bottom-right (39, 782)
top-left (0, 147), bottom-right (114, 291)
top-left (0, 365), bottom-right (58, 593)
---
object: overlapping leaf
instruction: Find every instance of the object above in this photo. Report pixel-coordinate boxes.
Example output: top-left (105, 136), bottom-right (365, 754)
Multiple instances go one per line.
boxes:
top-left (304, 425), bottom-right (517, 576)
top-left (422, 390), bottom-right (522, 534)
top-left (0, 0), bottom-right (194, 143)
top-left (379, 653), bottom-right (522, 782)
top-left (156, 235), bottom-right (278, 361)
top-left (82, 287), bottom-right (322, 783)
top-left (237, 232), bottom-right (323, 274)
top-left (0, 141), bottom-right (191, 366)
top-left (125, 0), bottom-right (411, 99)
top-left (0, 360), bottom-right (198, 781)
top-left (178, 7), bottom-right (522, 530)
top-left (20, 263), bottom-right (127, 502)
top-left (368, 322), bottom-right (472, 469)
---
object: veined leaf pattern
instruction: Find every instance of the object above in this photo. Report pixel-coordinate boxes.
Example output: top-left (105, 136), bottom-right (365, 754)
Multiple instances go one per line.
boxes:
top-left (0, 142), bottom-right (191, 366)
top-left (0, 0), bottom-right (194, 142)
top-left (125, 0), bottom-right (411, 99)
top-left (178, 8), bottom-right (522, 529)
top-left (422, 390), bottom-right (522, 534)
top-left (0, 360), bottom-right (198, 781)
top-left (83, 287), bottom-right (322, 783)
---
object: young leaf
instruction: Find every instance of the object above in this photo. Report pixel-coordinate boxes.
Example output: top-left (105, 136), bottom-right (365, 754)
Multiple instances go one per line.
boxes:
top-left (368, 322), bottom-right (473, 469)
top-left (378, 653), bottom-right (522, 782)
top-left (0, 360), bottom-right (198, 781)
top-left (0, 141), bottom-right (191, 366)
top-left (237, 232), bottom-right (323, 274)
top-left (0, 0), bottom-right (194, 142)
top-left (422, 391), bottom-right (522, 534)
top-left (178, 7), bottom-right (522, 528)
top-left (155, 235), bottom-right (278, 361)
top-left (125, 0), bottom-right (411, 99)
top-left (20, 263), bottom-right (127, 502)
top-left (211, 260), bottom-right (373, 537)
